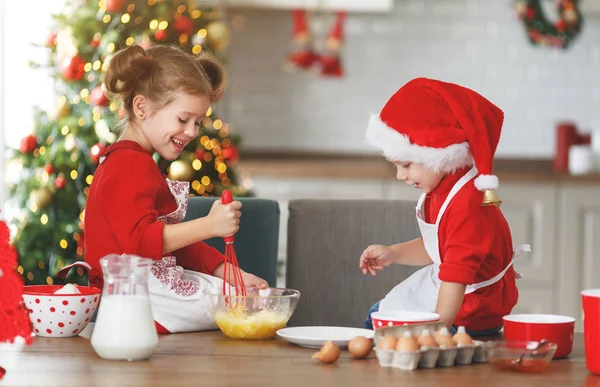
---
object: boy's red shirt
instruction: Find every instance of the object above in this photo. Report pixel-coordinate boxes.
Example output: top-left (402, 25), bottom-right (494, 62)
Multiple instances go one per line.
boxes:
top-left (424, 167), bottom-right (518, 331)
top-left (84, 141), bottom-right (224, 288)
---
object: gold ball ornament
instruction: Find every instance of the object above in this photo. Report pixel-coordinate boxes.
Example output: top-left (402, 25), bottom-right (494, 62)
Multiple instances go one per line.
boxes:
top-left (168, 160), bottom-right (195, 181)
top-left (56, 100), bottom-right (70, 119)
top-left (206, 21), bottom-right (231, 52)
top-left (30, 188), bottom-right (53, 209)
top-left (47, 99), bottom-right (70, 121)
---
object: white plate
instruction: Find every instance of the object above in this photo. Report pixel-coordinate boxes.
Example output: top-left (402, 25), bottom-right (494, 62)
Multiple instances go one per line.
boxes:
top-left (276, 326), bottom-right (374, 348)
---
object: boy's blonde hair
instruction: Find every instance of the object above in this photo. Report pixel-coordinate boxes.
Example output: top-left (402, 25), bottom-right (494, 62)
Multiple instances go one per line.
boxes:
top-left (104, 44), bottom-right (226, 131)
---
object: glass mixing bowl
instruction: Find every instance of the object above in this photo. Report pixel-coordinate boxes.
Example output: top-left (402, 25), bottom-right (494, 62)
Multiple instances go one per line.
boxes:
top-left (204, 287), bottom-right (301, 340)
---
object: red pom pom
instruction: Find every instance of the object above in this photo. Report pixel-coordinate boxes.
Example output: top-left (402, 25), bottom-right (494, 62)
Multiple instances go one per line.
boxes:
top-left (105, 0), bottom-right (126, 13)
top-left (44, 164), bottom-right (56, 175)
top-left (90, 143), bottom-right (106, 164)
top-left (19, 135), bottom-right (37, 153)
top-left (222, 145), bottom-right (239, 164)
top-left (174, 17), bottom-right (194, 35)
top-left (55, 176), bottom-right (67, 189)
top-left (60, 55), bottom-right (86, 81)
top-left (90, 87), bottom-right (109, 106)
top-left (46, 32), bottom-right (57, 48)
top-left (155, 29), bottom-right (168, 41)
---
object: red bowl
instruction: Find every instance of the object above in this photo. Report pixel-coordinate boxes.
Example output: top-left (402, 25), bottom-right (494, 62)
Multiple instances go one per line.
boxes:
top-left (370, 311), bottom-right (440, 330)
top-left (503, 314), bottom-right (575, 358)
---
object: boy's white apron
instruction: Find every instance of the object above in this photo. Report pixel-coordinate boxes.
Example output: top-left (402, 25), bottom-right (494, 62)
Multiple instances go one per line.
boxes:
top-left (148, 178), bottom-right (224, 333)
top-left (378, 166), bottom-right (530, 313)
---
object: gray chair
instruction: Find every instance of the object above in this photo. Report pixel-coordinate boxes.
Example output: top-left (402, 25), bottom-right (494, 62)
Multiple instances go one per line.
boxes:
top-left (285, 199), bottom-right (422, 328)
top-left (184, 196), bottom-right (280, 287)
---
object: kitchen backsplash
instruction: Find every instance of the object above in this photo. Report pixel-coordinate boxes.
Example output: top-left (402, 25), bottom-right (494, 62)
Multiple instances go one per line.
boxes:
top-left (222, 0), bottom-right (600, 158)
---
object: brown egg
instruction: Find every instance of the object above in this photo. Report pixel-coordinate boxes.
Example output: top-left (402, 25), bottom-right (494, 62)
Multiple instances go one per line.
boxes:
top-left (417, 328), bottom-right (438, 348)
top-left (435, 327), bottom-right (456, 348)
top-left (312, 341), bottom-right (340, 364)
top-left (452, 326), bottom-right (473, 346)
top-left (377, 335), bottom-right (398, 350)
top-left (348, 336), bottom-right (373, 359)
top-left (396, 331), bottom-right (420, 352)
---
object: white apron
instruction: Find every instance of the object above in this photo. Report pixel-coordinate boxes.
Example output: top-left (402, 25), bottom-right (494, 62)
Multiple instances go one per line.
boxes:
top-left (148, 177), bottom-right (224, 333)
top-left (378, 166), bottom-right (530, 313)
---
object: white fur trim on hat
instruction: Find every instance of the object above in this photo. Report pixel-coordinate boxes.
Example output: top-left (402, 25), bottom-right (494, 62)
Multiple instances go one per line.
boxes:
top-left (474, 174), bottom-right (499, 190)
top-left (365, 113), bottom-right (473, 173)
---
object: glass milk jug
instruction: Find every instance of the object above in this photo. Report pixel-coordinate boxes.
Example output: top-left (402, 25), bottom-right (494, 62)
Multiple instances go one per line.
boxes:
top-left (91, 254), bottom-right (158, 361)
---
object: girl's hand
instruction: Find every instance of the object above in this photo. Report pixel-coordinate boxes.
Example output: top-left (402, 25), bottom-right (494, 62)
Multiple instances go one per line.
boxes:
top-left (241, 272), bottom-right (269, 289)
top-left (214, 264), bottom-right (268, 289)
top-left (359, 244), bottom-right (394, 276)
top-left (207, 199), bottom-right (242, 238)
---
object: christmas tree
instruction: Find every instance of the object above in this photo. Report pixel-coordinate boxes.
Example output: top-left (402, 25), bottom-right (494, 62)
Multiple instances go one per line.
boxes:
top-left (5, 0), bottom-right (250, 286)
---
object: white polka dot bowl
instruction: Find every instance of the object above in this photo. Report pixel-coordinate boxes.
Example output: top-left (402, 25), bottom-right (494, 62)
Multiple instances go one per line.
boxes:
top-left (370, 311), bottom-right (440, 330)
top-left (22, 285), bottom-right (101, 337)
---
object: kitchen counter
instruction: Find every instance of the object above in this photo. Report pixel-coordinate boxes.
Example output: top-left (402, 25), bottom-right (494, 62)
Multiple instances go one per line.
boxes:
top-left (1, 328), bottom-right (595, 387)
top-left (237, 152), bottom-right (600, 183)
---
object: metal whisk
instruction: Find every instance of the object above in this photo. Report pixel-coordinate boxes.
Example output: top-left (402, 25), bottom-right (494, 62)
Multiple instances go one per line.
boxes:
top-left (220, 189), bottom-right (246, 307)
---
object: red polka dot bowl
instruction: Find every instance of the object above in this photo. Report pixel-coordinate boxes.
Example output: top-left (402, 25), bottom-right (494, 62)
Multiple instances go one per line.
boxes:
top-left (370, 311), bottom-right (440, 330)
top-left (22, 285), bottom-right (101, 338)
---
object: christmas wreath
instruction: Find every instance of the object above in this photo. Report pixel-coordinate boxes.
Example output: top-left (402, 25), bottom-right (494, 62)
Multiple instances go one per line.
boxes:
top-left (515, 0), bottom-right (583, 49)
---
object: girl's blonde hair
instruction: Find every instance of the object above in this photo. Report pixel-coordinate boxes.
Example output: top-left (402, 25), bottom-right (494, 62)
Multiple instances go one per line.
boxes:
top-left (104, 44), bottom-right (226, 131)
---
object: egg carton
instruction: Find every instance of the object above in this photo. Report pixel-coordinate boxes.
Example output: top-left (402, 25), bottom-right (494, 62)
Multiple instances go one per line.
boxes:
top-left (373, 322), bottom-right (490, 370)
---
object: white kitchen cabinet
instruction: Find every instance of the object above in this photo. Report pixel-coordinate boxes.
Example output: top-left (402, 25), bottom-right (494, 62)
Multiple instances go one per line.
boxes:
top-left (221, 0), bottom-right (394, 13)
top-left (557, 185), bottom-right (600, 331)
top-left (250, 176), bottom-right (600, 331)
top-left (499, 183), bottom-right (559, 319)
top-left (500, 182), bottom-right (559, 285)
top-left (510, 288), bottom-right (555, 316)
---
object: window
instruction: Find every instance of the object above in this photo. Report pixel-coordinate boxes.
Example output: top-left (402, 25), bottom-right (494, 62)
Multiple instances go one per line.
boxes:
top-left (1, 0), bottom-right (66, 210)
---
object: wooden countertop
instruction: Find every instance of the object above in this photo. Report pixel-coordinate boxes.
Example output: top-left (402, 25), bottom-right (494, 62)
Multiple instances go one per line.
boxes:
top-left (237, 152), bottom-right (600, 183)
top-left (0, 328), bottom-right (595, 387)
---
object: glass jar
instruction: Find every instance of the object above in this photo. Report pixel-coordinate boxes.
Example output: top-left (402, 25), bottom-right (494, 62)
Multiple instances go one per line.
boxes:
top-left (90, 254), bottom-right (158, 361)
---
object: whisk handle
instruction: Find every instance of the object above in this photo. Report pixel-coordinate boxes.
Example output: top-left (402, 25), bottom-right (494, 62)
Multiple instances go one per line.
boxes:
top-left (221, 189), bottom-right (235, 243)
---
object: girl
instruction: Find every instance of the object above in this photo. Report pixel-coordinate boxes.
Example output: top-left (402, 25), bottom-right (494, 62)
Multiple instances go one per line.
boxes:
top-left (82, 44), bottom-right (268, 334)
top-left (360, 77), bottom-right (530, 336)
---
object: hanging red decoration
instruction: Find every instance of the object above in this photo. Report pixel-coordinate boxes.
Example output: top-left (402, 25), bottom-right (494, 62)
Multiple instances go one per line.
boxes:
top-left (314, 12), bottom-right (345, 77)
top-left (285, 9), bottom-right (318, 72)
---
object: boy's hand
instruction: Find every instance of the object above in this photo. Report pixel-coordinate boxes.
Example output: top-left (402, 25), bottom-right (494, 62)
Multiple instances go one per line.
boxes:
top-left (359, 244), bottom-right (393, 276)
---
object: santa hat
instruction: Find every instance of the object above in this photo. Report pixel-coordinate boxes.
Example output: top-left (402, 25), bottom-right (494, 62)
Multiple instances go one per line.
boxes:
top-left (327, 12), bottom-right (345, 41)
top-left (365, 77), bottom-right (504, 197)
